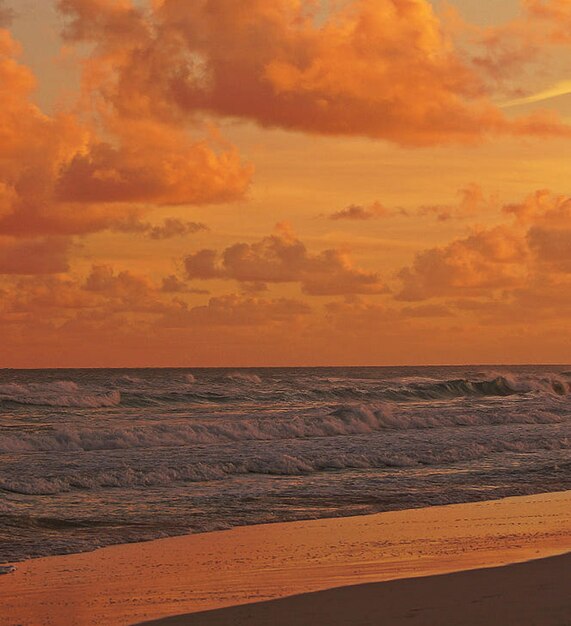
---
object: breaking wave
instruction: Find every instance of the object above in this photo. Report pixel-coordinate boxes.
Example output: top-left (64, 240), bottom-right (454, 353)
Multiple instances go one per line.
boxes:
top-left (384, 373), bottom-right (570, 401)
top-left (0, 404), bottom-right (394, 452)
top-left (112, 371), bottom-right (570, 405)
top-left (224, 371), bottom-right (262, 384)
top-left (1, 435), bottom-right (569, 495)
top-left (1, 372), bottom-right (566, 410)
top-left (0, 399), bottom-right (568, 455)
top-left (0, 381), bottom-right (121, 408)
top-left (330, 403), bottom-right (568, 428)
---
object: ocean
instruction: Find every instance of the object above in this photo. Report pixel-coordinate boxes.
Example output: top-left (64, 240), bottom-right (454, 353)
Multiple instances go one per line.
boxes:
top-left (0, 365), bottom-right (569, 569)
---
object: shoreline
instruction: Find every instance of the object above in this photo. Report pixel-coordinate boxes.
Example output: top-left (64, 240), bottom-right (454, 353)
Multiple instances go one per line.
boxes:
top-left (4, 486), bottom-right (570, 570)
top-left (1, 490), bottom-right (570, 625)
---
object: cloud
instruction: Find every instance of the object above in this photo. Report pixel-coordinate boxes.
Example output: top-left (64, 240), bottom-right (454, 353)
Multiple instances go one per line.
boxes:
top-left (3, 276), bottom-right (98, 312)
top-left (331, 186), bottom-right (494, 223)
top-left (183, 249), bottom-right (220, 280)
top-left (160, 294), bottom-right (311, 327)
top-left (416, 184), bottom-right (493, 221)
top-left (325, 298), bottom-right (454, 326)
top-left (115, 217), bottom-right (208, 240)
top-left (161, 274), bottom-right (209, 294)
top-left (398, 188), bottom-right (571, 301)
top-left (184, 224), bottom-right (387, 296)
top-left (55, 0), bottom-right (571, 147)
top-left (0, 262), bottom-right (311, 345)
top-left (503, 188), bottom-right (571, 224)
top-left (446, 0), bottom-right (571, 112)
top-left (0, 1), bottom-right (14, 27)
top-left (501, 79), bottom-right (571, 108)
top-left (5, 264), bottom-right (311, 330)
top-left (0, 237), bottom-right (71, 274)
top-left (524, 0), bottom-right (571, 43)
top-left (450, 271), bottom-right (571, 325)
top-left (54, 123), bottom-right (252, 207)
top-left (329, 202), bottom-right (389, 221)
top-left (80, 264), bottom-right (175, 314)
top-left (147, 218), bottom-right (208, 240)
top-left (84, 264), bottom-right (150, 294)
top-left (397, 226), bottom-right (529, 301)
top-left (0, 26), bottom-right (90, 238)
top-left (0, 14), bottom-right (252, 263)
top-left (507, 190), bottom-right (571, 272)
top-left (527, 226), bottom-right (571, 271)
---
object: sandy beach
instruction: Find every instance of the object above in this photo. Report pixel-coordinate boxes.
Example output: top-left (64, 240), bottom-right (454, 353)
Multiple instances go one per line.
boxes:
top-left (1, 490), bottom-right (570, 626)
top-left (142, 553), bottom-right (571, 626)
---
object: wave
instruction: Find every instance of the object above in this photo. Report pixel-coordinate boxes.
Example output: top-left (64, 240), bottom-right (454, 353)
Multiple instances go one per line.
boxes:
top-left (116, 372), bottom-right (568, 405)
top-left (224, 371), bottom-right (262, 384)
top-left (330, 403), bottom-right (568, 428)
top-left (1, 435), bottom-right (569, 495)
top-left (0, 404), bottom-right (394, 452)
top-left (1, 400), bottom-right (568, 455)
top-left (116, 375), bottom-right (145, 384)
top-left (0, 381), bottom-right (121, 408)
top-left (383, 373), bottom-right (570, 401)
top-left (1, 372), bottom-right (566, 410)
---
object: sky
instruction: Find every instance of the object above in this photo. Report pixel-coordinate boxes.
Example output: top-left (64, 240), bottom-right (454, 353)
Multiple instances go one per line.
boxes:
top-left (0, 0), bottom-right (570, 367)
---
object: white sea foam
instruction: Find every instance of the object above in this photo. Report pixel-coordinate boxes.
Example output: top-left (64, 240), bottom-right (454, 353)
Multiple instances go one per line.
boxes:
top-left (0, 400), bottom-right (568, 455)
top-left (0, 381), bottom-right (121, 408)
top-left (332, 403), bottom-right (568, 429)
top-left (116, 375), bottom-right (144, 384)
top-left (224, 372), bottom-right (262, 384)
top-left (1, 432), bottom-right (568, 496)
top-left (0, 404), bottom-right (393, 452)
top-left (384, 373), bottom-right (570, 401)
top-left (2, 372), bottom-right (561, 410)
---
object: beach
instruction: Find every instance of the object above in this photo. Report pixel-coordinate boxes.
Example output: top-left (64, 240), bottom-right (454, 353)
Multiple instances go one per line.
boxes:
top-left (3, 1), bottom-right (571, 624)
top-left (1, 490), bottom-right (570, 626)
top-left (143, 553), bottom-right (571, 626)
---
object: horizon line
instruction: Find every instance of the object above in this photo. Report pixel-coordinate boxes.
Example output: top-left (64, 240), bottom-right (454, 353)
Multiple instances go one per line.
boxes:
top-left (1, 363), bottom-right (569, 371)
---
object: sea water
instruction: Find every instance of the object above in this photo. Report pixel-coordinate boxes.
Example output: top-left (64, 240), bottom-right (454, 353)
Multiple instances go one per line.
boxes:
top-left (0, 366), bottom-right (569, 565)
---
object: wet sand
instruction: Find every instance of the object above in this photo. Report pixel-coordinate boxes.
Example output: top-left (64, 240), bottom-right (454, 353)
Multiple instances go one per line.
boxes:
top-left (141, 552), bottom-right (571, 626)
top-left (1, 490), bottom-right (570, 626)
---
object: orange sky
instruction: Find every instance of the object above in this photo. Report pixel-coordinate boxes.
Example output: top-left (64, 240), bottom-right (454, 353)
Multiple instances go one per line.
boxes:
top-left (1, 0), bottom-right (570, 367)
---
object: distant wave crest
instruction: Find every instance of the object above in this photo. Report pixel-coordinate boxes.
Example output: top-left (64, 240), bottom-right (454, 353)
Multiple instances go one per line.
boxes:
top-left (2, 372), bottom-right (565, 409)
top-left (0, 381), bottom-right (121, 408)
top-left (224, 372), bottom-right (262, 384)
top-left (384, 373), bottom-right (570, 401)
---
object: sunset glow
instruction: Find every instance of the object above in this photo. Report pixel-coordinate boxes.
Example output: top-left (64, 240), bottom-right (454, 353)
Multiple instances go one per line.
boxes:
top-left (1, 0), bottom-right (571, 367)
